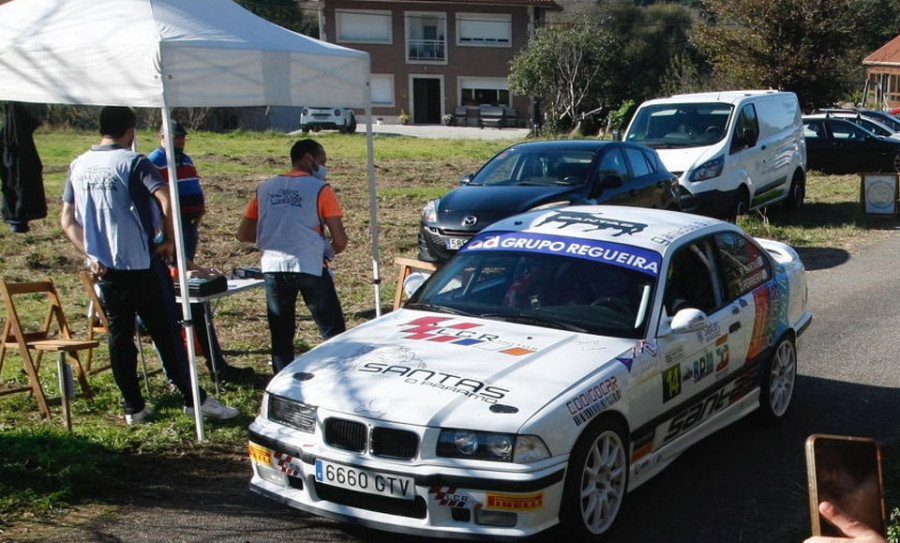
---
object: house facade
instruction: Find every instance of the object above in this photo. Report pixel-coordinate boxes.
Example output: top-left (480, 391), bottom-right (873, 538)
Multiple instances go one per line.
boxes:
top-left (315, 0), bottom-right (559, 126)
top-left (863, 35), bottom-right (900, 109)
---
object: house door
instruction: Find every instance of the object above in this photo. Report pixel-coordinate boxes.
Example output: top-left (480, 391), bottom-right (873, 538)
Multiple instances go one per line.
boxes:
top-left (413, 78), bottom-right (441, 124)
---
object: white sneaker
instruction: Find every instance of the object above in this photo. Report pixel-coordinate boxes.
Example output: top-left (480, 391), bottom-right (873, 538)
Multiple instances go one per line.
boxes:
top-left (184, 396), bottom-right (239, 420)
top-left (125, 406), bottom-right (155, 425)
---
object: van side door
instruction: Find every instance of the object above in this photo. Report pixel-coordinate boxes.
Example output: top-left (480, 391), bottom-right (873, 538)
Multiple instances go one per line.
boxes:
top-left (729, 104), bottom-right (766, 206)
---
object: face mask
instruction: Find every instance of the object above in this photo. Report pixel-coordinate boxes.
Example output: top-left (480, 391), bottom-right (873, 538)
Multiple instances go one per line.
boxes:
top-left (313, 164), bottom-right (327, 180)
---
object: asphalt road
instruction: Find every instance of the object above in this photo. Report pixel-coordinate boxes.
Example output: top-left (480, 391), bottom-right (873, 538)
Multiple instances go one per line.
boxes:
top-left (16, 227), bottom-right (900, 543)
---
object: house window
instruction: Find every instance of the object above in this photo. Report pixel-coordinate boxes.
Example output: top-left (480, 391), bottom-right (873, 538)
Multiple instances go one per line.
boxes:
top-left (459, 77), bottom-right (510, 106)
top-left (371, 74), bottom-right (394, 106)
top-left (457, 13), bottom-right (511, 47)
top-left (337, 10), bottom-right (391, 44)
top-left (406, 11), bottom-right (446, 62)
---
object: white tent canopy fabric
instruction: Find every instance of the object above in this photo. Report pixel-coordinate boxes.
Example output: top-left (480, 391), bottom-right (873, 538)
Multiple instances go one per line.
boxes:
top-left (0, 0), bottom-right (381, 441)
top-left (0, 0), bottom-right (370, 108)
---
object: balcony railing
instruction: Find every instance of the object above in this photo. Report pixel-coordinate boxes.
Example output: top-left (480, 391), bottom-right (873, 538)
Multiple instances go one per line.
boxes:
top-left (408, 39), bottom-right (445, 61)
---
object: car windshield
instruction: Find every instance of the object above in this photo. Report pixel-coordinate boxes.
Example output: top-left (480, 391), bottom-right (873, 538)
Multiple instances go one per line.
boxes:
top-left (407, 232), bottom-right (659, 339)
top-left (627, 102), bottom-right (733, 149)
top-left (470, 147), bottom-right (596, 187)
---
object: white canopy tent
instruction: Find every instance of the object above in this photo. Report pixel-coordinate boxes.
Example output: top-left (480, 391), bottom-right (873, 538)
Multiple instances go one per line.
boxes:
top-left (0, 0), bottom-right (382, 440)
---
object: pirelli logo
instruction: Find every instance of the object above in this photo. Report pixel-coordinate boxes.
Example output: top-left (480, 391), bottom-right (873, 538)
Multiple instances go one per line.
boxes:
top-left (248, 442), bottom-right (272, 465)
top-left (484, 492), bottom-right (544, 511)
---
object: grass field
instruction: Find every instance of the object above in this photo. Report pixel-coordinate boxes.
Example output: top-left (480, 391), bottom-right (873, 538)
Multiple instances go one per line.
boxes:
top-left (1, 128), bottom-right (898, 538)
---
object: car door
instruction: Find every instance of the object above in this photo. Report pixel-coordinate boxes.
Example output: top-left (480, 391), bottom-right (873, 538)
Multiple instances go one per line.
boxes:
top-left (803, 118), bottom-right (833, 172)
top-left (621, 145), bottom-right (666, 208)
top-left (825, 119), bottom-right (883, 173)
top-left (591, 146), bottom-right (633, 204)
top-left (653, 236), bottom-right (750, 447)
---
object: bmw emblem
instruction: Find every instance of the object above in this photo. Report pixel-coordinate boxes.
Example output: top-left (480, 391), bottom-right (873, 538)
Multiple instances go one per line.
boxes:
top-left (462, 216), bottom-right (478, 227)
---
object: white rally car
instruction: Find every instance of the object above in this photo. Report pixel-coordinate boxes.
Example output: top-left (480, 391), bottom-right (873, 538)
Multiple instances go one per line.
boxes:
top-left (248, 205), bottom-right (812, 540)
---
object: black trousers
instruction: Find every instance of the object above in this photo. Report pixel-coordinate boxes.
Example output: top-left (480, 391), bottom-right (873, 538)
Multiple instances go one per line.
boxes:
top-left (98, 256), bottom-right (206, 414)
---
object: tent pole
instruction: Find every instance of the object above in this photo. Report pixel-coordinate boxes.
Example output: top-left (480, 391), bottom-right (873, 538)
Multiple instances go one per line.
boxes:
top-left (161, 107), bottom-right (206, 442)
top-left (365, 104), bottom-right (382, 317)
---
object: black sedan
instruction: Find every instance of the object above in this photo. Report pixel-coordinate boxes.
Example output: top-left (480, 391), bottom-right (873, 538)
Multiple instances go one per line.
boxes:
top-left (417, 140), bottom-right (680, 263)
top-left (803, 115), bottom-right (900, 174)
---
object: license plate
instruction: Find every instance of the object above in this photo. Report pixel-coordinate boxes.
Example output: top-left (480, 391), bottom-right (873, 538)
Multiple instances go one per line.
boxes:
top-left (315, 459), bottom-right (415, 500)
top-left (445, 237), bottom-right (467, 250)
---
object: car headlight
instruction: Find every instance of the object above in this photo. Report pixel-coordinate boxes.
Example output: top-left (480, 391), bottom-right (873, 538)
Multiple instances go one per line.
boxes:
top-left (690, 155), bottom-right (724, 182)
top-left (437, 429), bottom-right (550, 463)
top-left (422, 199), bottom-right (438, 224)
top-left (268, 394), bottom-right (317, 433)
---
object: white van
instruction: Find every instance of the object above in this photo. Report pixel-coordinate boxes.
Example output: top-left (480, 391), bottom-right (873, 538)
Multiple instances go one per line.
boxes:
top-left (623, 90), bottom-right (806, 219)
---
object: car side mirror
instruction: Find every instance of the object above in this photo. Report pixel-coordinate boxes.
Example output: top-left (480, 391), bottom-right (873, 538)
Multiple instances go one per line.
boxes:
top-left (459, 173), bottom-right (474, 185)
top-left (670, 308), bottom-right (708, 334)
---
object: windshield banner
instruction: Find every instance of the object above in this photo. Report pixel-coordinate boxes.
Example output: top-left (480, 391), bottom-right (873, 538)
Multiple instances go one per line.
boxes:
top-left (463, 231), bottom-right (661, 277)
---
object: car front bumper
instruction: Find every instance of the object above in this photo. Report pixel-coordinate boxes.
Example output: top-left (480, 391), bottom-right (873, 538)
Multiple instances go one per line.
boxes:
top-left (248, 420), bottom-right (567, 539)
top-left (417, 226), bottom-right (475, 264)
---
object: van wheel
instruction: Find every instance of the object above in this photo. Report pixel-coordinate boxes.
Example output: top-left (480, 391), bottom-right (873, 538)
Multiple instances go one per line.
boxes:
top-left (559, 416), bottom-right (629, 541)
top-left (727, 187), bottom-right (750, 222)
top-left (783, 171), bottom-right (805, 211)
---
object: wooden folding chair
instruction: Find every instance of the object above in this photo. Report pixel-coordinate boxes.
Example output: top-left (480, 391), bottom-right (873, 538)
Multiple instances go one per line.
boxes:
top-left (78, 271), bottom-right (111, 375)
top-left (392, 257), bottom-right (437, 310)
top-left (0, 278), bottom-right (97, 430)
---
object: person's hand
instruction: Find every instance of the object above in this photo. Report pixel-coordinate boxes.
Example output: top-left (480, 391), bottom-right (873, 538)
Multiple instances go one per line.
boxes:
top-left (85, 256), bottom-right (107, 278)
top-left (154, 238), bottom-right (175, 261)
top-left (804, 501), bottom-right (887, 543)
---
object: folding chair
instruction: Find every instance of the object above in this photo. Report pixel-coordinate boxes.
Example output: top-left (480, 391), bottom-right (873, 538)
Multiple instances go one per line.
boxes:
top-left (393, 257), bottom-right (437, 311)
top-left (0, 278), bottom-right (97, 430)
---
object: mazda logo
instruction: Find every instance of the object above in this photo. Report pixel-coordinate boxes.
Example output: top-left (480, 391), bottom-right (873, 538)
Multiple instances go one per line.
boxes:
top-left (462, 216), bottom-right (478, 227)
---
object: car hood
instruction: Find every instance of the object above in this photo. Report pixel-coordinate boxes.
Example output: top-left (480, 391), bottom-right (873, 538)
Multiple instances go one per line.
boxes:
top-left (656, 146), bottom-right (716, 176)
top-left (266, 309), bottom-right (637, 432)
top-left (439, 184), bottom-right (579, 214)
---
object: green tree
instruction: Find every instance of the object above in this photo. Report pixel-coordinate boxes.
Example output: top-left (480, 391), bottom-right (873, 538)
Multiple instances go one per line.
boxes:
top-left (693, 0), bottom-right (862, 110)
top-left (236, 0), bottom-right (316, 37)
top-left (509, 20), bottom-right (621, 132)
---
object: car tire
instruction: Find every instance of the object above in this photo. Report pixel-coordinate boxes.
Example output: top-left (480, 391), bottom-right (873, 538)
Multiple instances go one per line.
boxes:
top-left (893, 152), bottom-right (900, 173)
top-left (301, 127), bottom-right (310, 134)
top-left (783, 171), bottom-right (805, 211)
top-left (727, 187), bottom-right (750, 222)
top-left (560, 416), bottom-right (629, 541)
top-left (757, 335), bottom-right (797, 423)
top-left (347, 114), bottom-right (357, 134)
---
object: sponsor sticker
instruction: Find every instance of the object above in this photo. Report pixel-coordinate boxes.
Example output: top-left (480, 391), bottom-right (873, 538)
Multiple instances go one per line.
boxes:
top-left (249, 442), bottom-right (272, 465)
top-left (484, 492), bottom-right (544, 511)
top-left (398, 316), bottom-right (538, 356)
top-left (463, 231), bottom-right (661, 277)
top-left (429, 486), bottom-right (474, 508)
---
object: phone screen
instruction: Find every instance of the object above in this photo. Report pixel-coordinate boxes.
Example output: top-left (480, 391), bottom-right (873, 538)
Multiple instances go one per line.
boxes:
top-left (806, 435), bottom-right (885, 537)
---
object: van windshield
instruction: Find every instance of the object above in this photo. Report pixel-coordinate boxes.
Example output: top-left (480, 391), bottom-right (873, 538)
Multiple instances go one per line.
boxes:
top-left (626, 103), bottom-right (734, 149)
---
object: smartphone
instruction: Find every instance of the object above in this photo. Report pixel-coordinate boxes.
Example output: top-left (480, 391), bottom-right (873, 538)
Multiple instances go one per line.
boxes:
top-left (805, 434), bottom-right (886, 537)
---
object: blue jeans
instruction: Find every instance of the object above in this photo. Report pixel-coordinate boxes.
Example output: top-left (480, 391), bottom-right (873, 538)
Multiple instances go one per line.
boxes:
top-left (98, 256), bottom-right (206, 413)
top-left (264, 271), bottom-right (345, 373)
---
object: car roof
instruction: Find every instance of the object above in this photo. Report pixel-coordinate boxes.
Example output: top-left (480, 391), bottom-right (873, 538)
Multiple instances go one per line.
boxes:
top-left (640, 90), bottom-right (789, 106)
top-left (479, 205), bottom-right (729, 258)
top-left (499, 140), bottom-right (641, 152)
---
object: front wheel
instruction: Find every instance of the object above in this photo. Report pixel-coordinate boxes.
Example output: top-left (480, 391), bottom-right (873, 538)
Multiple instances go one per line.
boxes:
top-left (757, 335), bottom-right (797, 422)
top-left (560, 417), bottom-right (629, 541)
top-left (727, 187), bottom-right (750, 222)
